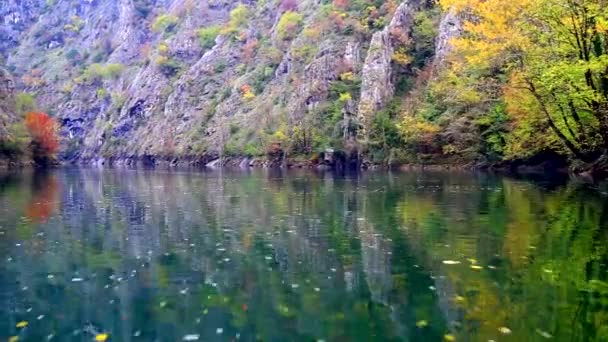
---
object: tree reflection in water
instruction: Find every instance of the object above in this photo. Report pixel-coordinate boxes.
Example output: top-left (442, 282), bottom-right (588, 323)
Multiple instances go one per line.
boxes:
top-left (0, 169), bottom-right (605, 341)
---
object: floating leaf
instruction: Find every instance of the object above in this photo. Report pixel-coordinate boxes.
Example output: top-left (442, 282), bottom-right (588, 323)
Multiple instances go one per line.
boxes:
top-left (453, 296), bottom-right (466, 303)
top-left (416, 320), bottom-right (428, 328)
top-left (470, 265), bottom-right (483, 270)
top-left (498, 327), bottom-right (512, 334)
top-left (444, 333), bottom-right (455, 341)
top-left (9, 336), bottom-right (19, 342)
top-left (95, 333), bottom-right (109, 341)
top-left (442, 260), bottom-right (461, 265)
top-left (536, 329), bottom-right (553, 339)
top-left (16, 321), bottom-right (28, 328)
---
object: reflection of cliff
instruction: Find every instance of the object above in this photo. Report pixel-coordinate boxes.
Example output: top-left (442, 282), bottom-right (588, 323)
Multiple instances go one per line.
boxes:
top-left (359, 220), bottom-right (393, 304)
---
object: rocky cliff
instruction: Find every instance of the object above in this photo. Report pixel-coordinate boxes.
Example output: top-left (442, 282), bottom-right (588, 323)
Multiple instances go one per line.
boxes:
top-left (0, 0), bottom-right (460, 166)
top-left (0, 68), bottom-right (16, 140)
top-left (357, 1), bottom-right (416, 141)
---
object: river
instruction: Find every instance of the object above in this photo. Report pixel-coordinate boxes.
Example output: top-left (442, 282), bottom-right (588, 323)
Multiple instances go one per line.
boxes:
top-left (0, 168), bottom-right (606, 341)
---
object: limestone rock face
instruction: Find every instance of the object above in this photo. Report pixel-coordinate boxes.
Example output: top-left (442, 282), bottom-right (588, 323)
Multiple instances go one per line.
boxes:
top-left (433, 8), bottom-right (463, 71)
top-left (0, 0), bottom-right (458, 163)
top-left (357, 1), bottom-right (417, 140)
top-left (0, 68), bottom-right (16, 140)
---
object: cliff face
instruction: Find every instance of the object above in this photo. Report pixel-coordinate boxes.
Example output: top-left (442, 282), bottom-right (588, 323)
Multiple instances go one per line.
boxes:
top-left (0, 68), bottom-right (16, 140)
top-left (0, 0), bottom-right (460, 165)
top-left (357, 1), bottom-right (417, 140)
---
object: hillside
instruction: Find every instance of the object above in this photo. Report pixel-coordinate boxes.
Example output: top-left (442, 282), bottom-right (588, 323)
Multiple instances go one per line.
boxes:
top-left (0, 0), bottom-right (606, 174)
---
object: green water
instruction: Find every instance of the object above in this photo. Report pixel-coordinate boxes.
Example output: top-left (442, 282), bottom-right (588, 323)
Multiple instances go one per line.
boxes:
top-left (0, 169), bottom-right (607, 341)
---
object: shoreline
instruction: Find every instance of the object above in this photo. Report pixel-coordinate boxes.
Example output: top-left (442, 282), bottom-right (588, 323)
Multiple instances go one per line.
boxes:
top-left (3, 153), bottom-right (606, 183)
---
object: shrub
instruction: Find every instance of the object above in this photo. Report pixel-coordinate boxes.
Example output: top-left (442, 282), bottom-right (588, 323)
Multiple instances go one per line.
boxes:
top-left (0, 123), bottom-right (30, 158)
top-left (230, 4), bottom-right (249, 25)
top-left (197, 25), bottom-right (221, 50)
top-left (241, 84), bottom-right (255, 100)
top-left (64, 15), bottom-right (84, 33)
top-left (96, 88), bottom-right (107, 98)
top-left (83, 63), bottom-right (125, 83)
top-left (152, 14), bottom-right (178, 33)
top-left (25, 112), bottom-right (59, 161)
top-left (223, 4), bottom-right (250, 36)
top-left (155, 56), bottom-right (180, 76)
top-left (158, 42), bottom-right (170, 54)
top-left (15, 93), bottom-right (36, 115)
top-left (277, 11), bottom-right (303, 40)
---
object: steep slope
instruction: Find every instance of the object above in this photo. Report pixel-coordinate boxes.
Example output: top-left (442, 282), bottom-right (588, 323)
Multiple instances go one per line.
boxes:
top-left (0, 68), bottom-right (16, 140)
top-left (1, 0), bottom-right (453, 166)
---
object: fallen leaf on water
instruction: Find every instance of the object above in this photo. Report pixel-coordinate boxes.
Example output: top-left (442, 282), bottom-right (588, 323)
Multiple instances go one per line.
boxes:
top-left (453, 296), bottom-right (466, 303)
top-left (470, 265), bottom-right (483, 270)
top-left (16, 321), bottom-right (28, 328)
top-left (442, 260), bottom-right (461, 265)
top-left (95, 333), bottom-right (109, 341)
top-left (536, 329), bottom-right (553, 339)
top-left (498, 327), bottom-right (512, 334)
top-left (467, 258), bottom-right (478, 264)
top-left (416, 320), bottom-right (428, 328)
top-left (9, 336), bottom-right (19, 342)
top-left (444, 333), bottom-right (455, 341)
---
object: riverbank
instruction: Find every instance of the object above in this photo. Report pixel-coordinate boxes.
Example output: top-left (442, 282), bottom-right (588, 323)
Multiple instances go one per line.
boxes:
top-left (4, 149), bottom-right (608, 182)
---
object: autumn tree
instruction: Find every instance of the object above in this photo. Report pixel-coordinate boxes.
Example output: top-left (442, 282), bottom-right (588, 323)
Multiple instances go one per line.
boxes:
top-left (276, 11), bottom-right (303, 41)
top-left (242, 38), bottom-right (259, 61)
top-left (441, 0), bottom-right (608, 167)
top-left (25, 112), bottom-right (59, 164)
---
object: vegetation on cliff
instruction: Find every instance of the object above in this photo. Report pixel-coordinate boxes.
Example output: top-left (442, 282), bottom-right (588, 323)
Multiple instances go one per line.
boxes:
top-left (0, 0), bottom-right (606, 174)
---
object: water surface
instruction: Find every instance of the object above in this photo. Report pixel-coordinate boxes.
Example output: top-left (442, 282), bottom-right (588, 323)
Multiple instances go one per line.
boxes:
top-left (0, 168), bottom-right (607, 341)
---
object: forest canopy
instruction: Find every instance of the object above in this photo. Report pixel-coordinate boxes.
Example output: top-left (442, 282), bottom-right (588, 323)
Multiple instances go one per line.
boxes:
top-left (418, 0), bottom-right (608, 169)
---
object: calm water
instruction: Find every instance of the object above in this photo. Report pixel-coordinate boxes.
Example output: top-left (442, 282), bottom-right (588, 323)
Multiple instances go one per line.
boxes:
top-left (0, 168), bottom-right (607, 342)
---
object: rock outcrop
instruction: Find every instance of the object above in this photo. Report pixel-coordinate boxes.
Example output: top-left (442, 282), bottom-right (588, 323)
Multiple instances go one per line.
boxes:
top-left (433, 8), bottom-right (463, 71)
top-left (0, 68), bottom-right (16, 140)
top-left (0, 0), bottom-right (459, 165)
top-left (357, 1), bottom-right (418, 141)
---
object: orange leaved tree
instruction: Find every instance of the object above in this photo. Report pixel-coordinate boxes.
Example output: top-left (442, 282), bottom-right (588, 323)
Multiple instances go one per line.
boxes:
top-left (25, 111), bottom-right (59, 164)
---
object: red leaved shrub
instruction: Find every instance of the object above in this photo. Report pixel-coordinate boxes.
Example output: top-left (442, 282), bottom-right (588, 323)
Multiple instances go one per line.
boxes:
top-left (25, 112), bottom-right (59, 161)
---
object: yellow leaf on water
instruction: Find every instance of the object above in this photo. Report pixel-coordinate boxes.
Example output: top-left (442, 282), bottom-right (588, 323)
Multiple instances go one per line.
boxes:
top-left (16, 321), bottom-right (28, 328)
top-left (442, 260), bottom-right (461, 265)
top-left (416, 320), bottom-right (428, 328)
top-left (95, 333), bottom-right (109, 341)
top-left (453, 295), bottom-right (466, 303)
top-left (470, 265), bottom-right (483, 270)
top-left (498, 326), bottom-right (512, 334)
top-left (444, 333), bottom-right (455, 341)
top-left (8, 336), bottom-right (19, 342)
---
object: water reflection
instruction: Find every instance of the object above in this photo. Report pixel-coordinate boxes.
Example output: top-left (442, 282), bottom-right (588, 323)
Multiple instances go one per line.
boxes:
top-left (0, 169), bottom-right (606, 341)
